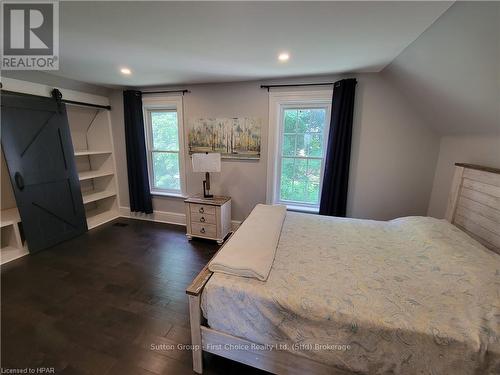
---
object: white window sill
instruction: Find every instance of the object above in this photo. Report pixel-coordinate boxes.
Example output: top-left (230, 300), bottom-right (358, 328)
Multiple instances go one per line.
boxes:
top-left (284, 204), bottom-right (319, 214)
top-left (151, 191), bottom-right (187, 199)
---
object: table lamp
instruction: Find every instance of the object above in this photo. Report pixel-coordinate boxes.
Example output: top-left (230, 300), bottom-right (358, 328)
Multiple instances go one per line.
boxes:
top-left (192, 153), bottom-right (221, 198)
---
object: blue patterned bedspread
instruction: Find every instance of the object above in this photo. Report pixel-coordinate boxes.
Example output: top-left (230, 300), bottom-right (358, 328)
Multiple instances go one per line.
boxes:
top-left (202, 213), bottom-right (500, 374)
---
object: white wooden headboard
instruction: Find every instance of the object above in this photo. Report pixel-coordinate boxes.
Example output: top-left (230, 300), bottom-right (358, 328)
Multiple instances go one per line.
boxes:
top-left (445, 163), bottom-right (500, 254)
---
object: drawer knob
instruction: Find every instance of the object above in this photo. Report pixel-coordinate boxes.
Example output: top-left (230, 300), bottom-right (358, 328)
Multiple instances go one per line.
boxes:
top-left (200, 217), bottom-right (206, 223)
top-left (200, 227), bottom-right (206, 234)
top-left (199, 207), bottom-right (204, 213)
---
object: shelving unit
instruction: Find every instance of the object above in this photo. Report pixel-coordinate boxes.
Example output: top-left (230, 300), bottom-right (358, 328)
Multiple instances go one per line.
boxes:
top-left (74, 150), bottom-right (112, 156)
top-left (85, 196), bottom-right (119, 229)
top-left (0, 79), bottom-right (121, 248)
top-left (78, 170), bottom-right (114, 181)
top-left (1, 208), bottom-right (28, 265)
top-left (82, 190), bottom-right (117, 204)
top-left (67, 105), bottom-right (120, 229)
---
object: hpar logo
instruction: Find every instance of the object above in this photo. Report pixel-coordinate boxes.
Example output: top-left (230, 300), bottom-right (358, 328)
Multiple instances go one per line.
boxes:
top-left (1, 1), bottom-right (59, 70)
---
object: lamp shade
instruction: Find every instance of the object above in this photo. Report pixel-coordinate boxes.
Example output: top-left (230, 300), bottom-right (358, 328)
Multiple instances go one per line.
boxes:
top-left (192, 153), bottom-right (221, 173)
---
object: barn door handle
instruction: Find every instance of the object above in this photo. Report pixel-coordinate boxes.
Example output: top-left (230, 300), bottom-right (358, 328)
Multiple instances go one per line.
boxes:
top-left (14, 172), bottom-right (24, 191)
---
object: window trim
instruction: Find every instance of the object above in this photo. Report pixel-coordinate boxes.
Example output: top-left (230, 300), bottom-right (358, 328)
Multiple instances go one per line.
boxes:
top-left (143, 95), bottom-right (186, 197)
top-left (266, 89), bottom-right (332, 210)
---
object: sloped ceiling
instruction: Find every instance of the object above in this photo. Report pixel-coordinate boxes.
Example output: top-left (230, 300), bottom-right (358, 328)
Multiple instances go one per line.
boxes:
top-left (51, 1), bottom-right (452, 86)
top-left (383, 2), bottom-right (500, 135)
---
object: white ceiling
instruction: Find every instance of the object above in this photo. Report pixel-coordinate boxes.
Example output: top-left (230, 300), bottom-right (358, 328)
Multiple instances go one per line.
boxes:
top-left (57, 1), bottom-right (452, 87)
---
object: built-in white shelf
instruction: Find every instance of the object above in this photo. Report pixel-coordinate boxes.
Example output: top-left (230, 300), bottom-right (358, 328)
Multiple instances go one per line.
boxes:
top-left (83, 190), bottom-right (116, 204)
top-left (67, 105), bottom-right (119, 231)
top-left (78, 170), bottom-right (114, 181)
top-left (1, 208), bottom-right (27, 265)
top-left (86, 207), bottom-right (119, 230)
top-left (1, 208), bottom-right (21, 227)
top-left (74, 150), bottom-right (112, 156)
top-left (1, 246), bottom-right (29, 265)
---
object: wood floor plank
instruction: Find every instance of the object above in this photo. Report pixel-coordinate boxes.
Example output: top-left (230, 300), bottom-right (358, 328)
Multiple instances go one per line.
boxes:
top-left (1, 218), bottom-right (268, 374)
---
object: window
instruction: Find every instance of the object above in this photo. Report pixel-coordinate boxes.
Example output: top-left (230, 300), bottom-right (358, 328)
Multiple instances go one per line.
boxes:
top-left (143, 96), bottom-right (185, 196)
top-left (267, 91), bottom-right (332, 211)
top-left (279, 107), bottom-right (328, 206)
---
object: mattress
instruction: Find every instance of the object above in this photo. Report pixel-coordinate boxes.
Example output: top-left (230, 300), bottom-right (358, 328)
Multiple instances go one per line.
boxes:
top-left (201, 213), bottom-right (500, 374)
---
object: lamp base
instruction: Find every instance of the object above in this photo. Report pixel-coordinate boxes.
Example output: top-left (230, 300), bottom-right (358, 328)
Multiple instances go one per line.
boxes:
top-left (203, 179), bottom-right (213, 199)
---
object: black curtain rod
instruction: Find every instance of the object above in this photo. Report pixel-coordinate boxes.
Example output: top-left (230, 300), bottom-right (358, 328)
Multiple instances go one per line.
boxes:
top-left (141, 89), bottom-right (190, 95)
top-left (260, 82), bottom-right (335, 91)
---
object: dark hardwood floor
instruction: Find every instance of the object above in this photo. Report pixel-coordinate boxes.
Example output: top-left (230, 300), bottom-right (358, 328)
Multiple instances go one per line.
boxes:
top-left (1, 218), bottom-right (267, 375)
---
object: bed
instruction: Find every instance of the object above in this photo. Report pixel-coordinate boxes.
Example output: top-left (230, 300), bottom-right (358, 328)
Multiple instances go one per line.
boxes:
top-left (187, 163), bottom-right (500, 374)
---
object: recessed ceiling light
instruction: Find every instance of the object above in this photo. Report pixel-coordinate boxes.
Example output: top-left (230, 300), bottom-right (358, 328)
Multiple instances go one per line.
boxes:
top-left (278, 52), bottom-right (290, 62)
top-left (120, 68), bottom-right (131, 75)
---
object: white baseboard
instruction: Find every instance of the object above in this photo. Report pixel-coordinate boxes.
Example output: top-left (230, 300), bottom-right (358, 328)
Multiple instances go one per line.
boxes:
top-left (119, 206), bottom-right (241, 230)
top-left (118, 206), bottom-right (186, 226)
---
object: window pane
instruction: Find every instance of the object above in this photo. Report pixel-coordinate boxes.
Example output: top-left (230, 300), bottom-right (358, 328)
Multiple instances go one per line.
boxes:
top-left (279, 158), bottom-right (294, 201)
top-left (279, 158), bottom-right (322, 204)
top-left (306, 159), bottom-right (321, 203)
top-left (292, 159), bottom-right (308, 201)
top-left (151, 111), bottom-right (179, 151)
top-left (296, 134), bottom-right (306, 156)
top-left (282, 134), bottom-right (295, 156)
top-left (297, 109), bottom-right (310, 133)
top-left (284, 109), bottom-right (297, 133)
top-left (152, 152), bottom-right (180, 190)
top-left (308, 134), bottom-right (323, 157)
top-left (308, 109), bottom-right (326, 133)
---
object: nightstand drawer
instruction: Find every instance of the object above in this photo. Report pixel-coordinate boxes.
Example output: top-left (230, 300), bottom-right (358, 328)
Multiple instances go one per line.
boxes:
top-left (190, 212), bottom-right (216, 225)
top-left (190, 203), bottom-right (216, 215)
top-left (191, 222), bottom-right (217, 238)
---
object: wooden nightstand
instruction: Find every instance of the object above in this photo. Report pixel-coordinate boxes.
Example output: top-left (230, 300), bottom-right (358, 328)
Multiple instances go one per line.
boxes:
top-left (184, 195), bottom-right (231, 245)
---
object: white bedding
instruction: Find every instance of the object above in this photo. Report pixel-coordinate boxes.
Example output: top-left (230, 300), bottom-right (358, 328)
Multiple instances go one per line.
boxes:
top-left (208, 204), bottom-right (286, 281)
top-left (201, 212), bottom-right (500, 374)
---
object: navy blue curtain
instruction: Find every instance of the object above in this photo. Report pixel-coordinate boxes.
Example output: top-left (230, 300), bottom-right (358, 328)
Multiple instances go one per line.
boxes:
top-left (319, 78), bottom-right (357, 217)
top-left (123, 90), bottom-right (153, 214)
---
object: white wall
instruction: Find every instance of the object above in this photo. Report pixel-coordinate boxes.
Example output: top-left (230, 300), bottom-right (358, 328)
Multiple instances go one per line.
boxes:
top-left (109, 90), bottom-right (130, 213)
top-left (348, 74), bottom-right (439, 220)
top-left (112, 81), bottom-right (269, 221)
top-left (428, 135), bottom-right (500, 218)
top-left (0, 75), bottom-right (442, 223)
top-left (110, 73), bottom-right (439, 221)
top-left (180, 82), bottom-right (269, 220)
top-left (381, 1), bottom-right (500, 219)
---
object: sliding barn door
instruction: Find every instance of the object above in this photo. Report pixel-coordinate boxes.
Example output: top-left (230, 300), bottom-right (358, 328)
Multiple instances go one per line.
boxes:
top-left (1, 91), bottom-right (87, 253)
